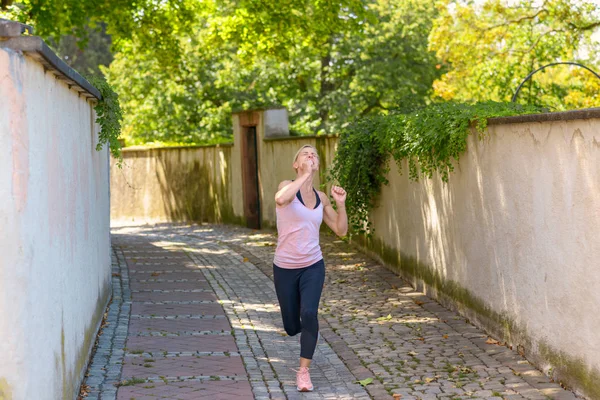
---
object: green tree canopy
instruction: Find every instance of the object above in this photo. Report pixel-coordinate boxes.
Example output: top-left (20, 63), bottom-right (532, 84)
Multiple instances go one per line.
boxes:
top-left (1, 0), bottom-right (200, 63)
top-left (428, 0), bottom-right (600, 109)
top-left (107, 0), bottom-right (442, 145)
top-left (51, 23), bottom-right (113, 77)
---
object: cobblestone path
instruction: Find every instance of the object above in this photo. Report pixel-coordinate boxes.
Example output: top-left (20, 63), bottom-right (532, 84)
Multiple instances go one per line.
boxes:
top-left (81, 224), bottom-right (579, 400)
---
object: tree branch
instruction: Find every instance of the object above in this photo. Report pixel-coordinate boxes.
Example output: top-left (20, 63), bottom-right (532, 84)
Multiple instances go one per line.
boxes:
top-left (478, 6), bottom-right (549, 32)
top-left (568, 21), bottom-right (600, 31)
top-left (526, 28), bottom-right (566, 53)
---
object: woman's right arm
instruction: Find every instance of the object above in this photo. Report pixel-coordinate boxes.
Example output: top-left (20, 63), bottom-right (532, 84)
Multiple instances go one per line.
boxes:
top-left (275, 158), bottom-right (318, 207)
top-left (274, 174), bottom-right (310, 207)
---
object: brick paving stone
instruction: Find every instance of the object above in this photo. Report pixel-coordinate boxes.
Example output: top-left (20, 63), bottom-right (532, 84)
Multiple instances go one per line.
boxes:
top-left (130, 290), bottom-right (217, 302)
top-left (116, 380), bottom-right (254, 399)
top-left (131, 302), bottom-right (224, 316)
top-left (127, 262), bottom-right (196, 270)
top-left (130, 271), bottom-right (207, 280)
top-left (125, 329), bottom-right (237, 353)
top-left (128, 316), bottom-right (231, 334)
top-left (122, 355), bottom-right (247, 377)
top-left (129, 280), bottom-right (212, 291)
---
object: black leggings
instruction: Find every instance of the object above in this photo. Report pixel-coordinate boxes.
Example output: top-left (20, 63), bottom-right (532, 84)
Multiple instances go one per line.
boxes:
top-left (273, 259), bottom-right (325, 360)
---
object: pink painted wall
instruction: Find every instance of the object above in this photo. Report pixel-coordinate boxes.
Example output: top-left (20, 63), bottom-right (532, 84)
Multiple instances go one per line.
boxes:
top-left (0, 47), bottom-right (111, 399)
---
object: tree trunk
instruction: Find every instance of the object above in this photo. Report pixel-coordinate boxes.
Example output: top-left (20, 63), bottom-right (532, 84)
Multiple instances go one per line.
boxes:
top-left (1, 0), bottom-right (14, 10)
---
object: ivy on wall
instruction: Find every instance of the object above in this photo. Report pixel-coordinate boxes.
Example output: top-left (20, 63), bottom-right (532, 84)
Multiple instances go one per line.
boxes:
top-left (86, 75), bottom-right (123, 164)
top-left (328, 101), bottom-right (544, 234)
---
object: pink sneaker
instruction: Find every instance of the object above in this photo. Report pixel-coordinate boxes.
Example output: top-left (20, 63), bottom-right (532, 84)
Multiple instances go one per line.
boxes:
top-left (296, 366), bottom-right (314, 392)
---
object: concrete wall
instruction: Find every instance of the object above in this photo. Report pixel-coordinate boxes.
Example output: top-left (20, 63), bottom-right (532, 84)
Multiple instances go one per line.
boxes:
top-left (364, 117), bottom-right (600, 399)
top-left (110, 145), bottom-right (242, 225)
top-left (0, 47), bottom-right (111, 399)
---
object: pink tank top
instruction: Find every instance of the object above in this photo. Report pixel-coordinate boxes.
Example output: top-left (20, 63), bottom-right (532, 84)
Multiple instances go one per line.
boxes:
top-left (274, 191), bottom-right (323, 269)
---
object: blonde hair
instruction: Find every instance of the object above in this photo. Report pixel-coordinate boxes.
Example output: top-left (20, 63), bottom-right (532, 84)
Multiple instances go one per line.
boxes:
top-left (293, 145), bottom-right (319, 163)
top-left (293, 145), bottom-right (319, 172)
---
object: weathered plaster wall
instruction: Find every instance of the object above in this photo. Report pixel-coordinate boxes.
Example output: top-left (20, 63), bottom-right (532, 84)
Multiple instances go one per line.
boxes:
top-left (365, 118), bottom-right (600, 399)
top-left (0, 47), bottom-right (111, 399)
top-left (110, 145), bottom-right (241, 225)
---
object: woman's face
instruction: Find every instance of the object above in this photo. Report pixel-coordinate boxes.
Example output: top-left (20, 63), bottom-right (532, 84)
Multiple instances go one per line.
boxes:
top-left (294, 147), bottom-right (319, 171)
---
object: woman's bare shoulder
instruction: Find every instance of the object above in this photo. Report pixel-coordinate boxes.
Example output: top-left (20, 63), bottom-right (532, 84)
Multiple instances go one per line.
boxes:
top-left (317, 190), bottom-right (331, 205)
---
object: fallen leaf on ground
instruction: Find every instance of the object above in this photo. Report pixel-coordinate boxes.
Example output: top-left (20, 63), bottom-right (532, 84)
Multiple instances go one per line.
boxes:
top-left (443, 335), bottom-right (449, 339)
top-left (376, 314), bottom-right (392, 321)
top-left (355, 378), bottom-right (373, 387)
top-left (415, 300), bottom-right (424, 306)
top-left (151, 272), bottom-right (160, 277)
top-left (112, 273), bottom-right (121, 277)
top-left (242, 257), bottom-right (249, 262)
top-left (486, 338), bottom-right (500, 345)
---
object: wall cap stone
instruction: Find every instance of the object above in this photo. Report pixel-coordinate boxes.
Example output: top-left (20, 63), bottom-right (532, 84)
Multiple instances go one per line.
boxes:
top-left (0, 34), bottom-right (102, 100)
top-left (489, 107), bottom-right (600, 126)
top-left (0, 19), bottom-right (33, 36)
top-left (232, 106), bottom-right (286, 114)
top-left (121, 143), bottom-right (234, 153)
top-left (263, 134), bottom-right (339, 142)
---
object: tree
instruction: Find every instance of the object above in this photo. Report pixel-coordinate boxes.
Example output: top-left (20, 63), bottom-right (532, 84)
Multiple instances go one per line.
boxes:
top-left (107, 0), bottom-right (442, 145)
top-left (51, 23), bottom-right (113, 77)
top-left (428, 0), bottom-right (600, 109)
top-left (0, 0), bottom-right (200, 64)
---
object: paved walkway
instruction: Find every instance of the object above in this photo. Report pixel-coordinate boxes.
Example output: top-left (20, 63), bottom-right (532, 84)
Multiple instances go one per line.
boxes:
top-left (81, 224), bottom-right (580, 400)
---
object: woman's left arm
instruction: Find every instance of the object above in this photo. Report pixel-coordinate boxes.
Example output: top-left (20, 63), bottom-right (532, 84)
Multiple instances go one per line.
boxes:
top-left (320, 186), bottom-right (348, 237)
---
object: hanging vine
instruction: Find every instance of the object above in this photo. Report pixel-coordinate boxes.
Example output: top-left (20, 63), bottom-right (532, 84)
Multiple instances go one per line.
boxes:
top-left (328, 101), bottom-right (544, 235)
top-left (86, 75), bottom-right (123, 165)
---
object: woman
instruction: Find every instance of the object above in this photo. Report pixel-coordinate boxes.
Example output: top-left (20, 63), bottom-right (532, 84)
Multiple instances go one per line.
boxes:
top-left (273, 144), bottom-right (348, 392)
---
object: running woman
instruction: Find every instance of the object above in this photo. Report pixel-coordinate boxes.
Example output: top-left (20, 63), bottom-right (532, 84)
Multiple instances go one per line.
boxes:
top-left (273, 144), bottom-right (348, 392)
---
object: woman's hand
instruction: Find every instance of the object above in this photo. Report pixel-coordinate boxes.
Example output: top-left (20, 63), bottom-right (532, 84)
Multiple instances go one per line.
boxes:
top-left (299, 159), bottom-right (318, 176)
top-left (331, 185), bottom-right (347, 204)
top-left (310, 159), bottom-right (319, 171)
top-left (322, 186), bottom-right (348, 237)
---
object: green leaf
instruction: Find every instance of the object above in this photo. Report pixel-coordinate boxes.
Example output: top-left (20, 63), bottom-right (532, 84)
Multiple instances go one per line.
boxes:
top-left (376, 314), bottom-right (393, 321)
top-left (355, 378), bottom-right (374, 387)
